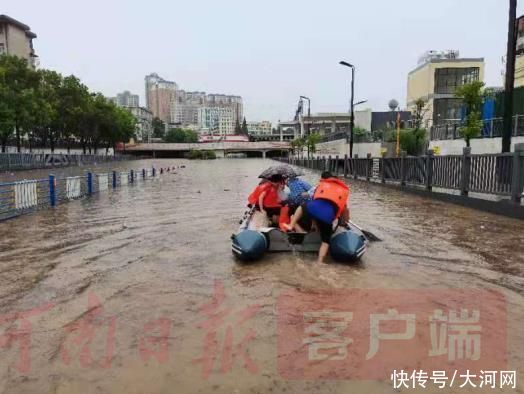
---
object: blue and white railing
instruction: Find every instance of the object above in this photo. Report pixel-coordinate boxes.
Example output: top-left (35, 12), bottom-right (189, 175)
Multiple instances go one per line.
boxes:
top-left (0, 166), bottom-right (171, 222)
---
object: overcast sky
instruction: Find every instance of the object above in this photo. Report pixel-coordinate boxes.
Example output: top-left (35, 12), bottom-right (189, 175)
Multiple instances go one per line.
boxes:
top-left (3, 0), bottom-right (524, 124)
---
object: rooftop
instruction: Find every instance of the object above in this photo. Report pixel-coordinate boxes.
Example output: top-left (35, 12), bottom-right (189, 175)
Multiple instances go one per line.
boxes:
top-left (0, 15), bottom-right (37, 39)
top-left (409, 57), bottom-right (485, 75)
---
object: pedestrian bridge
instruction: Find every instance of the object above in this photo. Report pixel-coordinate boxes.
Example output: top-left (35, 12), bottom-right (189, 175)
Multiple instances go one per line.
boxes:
top-left (121, 142), bottom-right (292, 158)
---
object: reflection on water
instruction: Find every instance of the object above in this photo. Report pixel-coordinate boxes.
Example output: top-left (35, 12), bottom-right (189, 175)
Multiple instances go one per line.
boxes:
top-left (0, 158), bottom-right (523, 393)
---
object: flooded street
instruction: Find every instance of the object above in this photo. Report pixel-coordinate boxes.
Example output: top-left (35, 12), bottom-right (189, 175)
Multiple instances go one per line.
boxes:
top-left (0, 158), bottom-right (523, 393)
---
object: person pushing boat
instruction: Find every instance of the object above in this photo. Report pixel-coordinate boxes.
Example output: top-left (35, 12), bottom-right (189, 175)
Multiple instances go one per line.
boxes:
top-left (283, 172), bottom-right (350, 264)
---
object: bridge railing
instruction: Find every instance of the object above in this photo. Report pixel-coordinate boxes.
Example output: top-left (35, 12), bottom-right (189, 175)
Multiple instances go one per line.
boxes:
top-left (0, 166), bottom-right (174, 222)
top-left (280, 145), bottom-right (524, 203)
top-left (0, 152), bottom-right (139, 171)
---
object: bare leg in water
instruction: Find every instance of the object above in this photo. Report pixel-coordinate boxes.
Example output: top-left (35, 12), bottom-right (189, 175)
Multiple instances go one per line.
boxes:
top-left (317, 242), bottom-right (329, 264)
top-left (282, 206), bottom-right (306, 233)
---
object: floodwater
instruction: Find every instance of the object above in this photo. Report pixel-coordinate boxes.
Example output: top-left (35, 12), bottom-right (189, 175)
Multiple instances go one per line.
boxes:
top-left (0, 158), bottom-right (523, 394)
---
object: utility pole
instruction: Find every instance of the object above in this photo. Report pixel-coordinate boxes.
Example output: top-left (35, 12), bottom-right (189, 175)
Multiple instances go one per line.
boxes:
top-left (339, 61), bottom-right (355, 158)
top-left (502, 0), bottom-right (518, 152)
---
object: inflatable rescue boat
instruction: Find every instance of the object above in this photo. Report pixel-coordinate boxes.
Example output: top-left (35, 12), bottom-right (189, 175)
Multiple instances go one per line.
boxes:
top-left (231, 208), bottom-right (367, 262)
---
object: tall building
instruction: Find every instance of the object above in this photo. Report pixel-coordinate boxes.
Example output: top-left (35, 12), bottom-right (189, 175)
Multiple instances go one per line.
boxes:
top-left (407, 50), bottom-right (484, 127)
top-left (0, 15), bottom-right (38, 68)
top-left (516, 16), bottom-right (524, 88)
top-left (145, 73), bottom-right (243, 128)
top-left (198, 107), bottom-right (235, 136)
top-left (112, 91), bottom-right (139, 107)
top-left (206, 94), bottom-right (243, 125)
top-left (173, 91), bottom-right (206, 125)
top-left (247, 121), bottom-right (272, 135)
top-left (145, 73), bottom-right (178, 124)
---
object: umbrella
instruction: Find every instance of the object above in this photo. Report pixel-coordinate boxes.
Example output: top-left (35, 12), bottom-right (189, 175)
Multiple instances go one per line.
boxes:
top-left (258, 165), bottom-right (304, 179)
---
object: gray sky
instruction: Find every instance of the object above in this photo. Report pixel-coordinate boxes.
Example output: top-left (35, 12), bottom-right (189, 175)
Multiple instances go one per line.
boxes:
top-left (4, 0), bottom-right (524, 124)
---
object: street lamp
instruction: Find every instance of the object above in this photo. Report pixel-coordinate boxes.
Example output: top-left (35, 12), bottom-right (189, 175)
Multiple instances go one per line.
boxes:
top-left (339, 61), bottom-right (356, 157)
top-left (300, 96), bottom-right (311, 135)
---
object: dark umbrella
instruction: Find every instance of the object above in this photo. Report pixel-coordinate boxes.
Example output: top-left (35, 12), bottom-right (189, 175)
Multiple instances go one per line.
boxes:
top-left (258, 165), bottom-right (304, 179)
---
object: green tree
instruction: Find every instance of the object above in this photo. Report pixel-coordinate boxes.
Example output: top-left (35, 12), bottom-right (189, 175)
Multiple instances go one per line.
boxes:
top-left (306, 133), bottom-right (321, 158)
top-left (234, 119), bottom-right (241, 134)
top-left (0, 63), bottom-right (15, 152)
top-left (412, 98), bottom-right (428, 131)
top-left (455, 81), bottom-right (485, 148)
top-left (0, 55), bottom-right (40, 152)
top-left (291, 137), bottom-right (306, 158)
top-left (164, 128), bottom-right (198, 143)
top-left (241, 117), bottom-right (249, 136)
top-left (152, 117), bottom-right (165, 138)
top-left (399, 128), bottom-right (427, 155)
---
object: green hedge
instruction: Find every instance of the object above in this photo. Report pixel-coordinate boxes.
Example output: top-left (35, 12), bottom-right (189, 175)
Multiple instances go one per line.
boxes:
top-left (188, 150), bottom-right (217, 160)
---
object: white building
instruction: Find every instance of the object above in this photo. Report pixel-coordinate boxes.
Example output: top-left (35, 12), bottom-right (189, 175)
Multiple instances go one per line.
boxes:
top-left (198, 107), bottom-right (235, 136)
top-left (0, 15), bottom-right (38, 68)
top-left (247, 121), bottom-right (272, 135)
top-left (125, 106), bottom-right (153, 142)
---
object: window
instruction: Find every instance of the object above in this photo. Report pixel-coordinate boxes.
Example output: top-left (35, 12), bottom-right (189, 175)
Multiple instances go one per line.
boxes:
top-left (434, 67), bottom-right (480, 94)
top-left (0, 43), bottom-right (5, 55)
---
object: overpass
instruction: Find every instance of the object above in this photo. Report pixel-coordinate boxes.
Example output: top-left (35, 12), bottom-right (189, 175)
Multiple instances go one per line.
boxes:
top-left (120, 141), bottom-right (292, 158)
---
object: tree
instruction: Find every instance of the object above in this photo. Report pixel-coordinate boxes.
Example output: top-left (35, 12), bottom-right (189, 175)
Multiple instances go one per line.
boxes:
top-left (234, 119), bottom-right (242, 134)
top-left (0, 55), bottom-right (40, 152)
top-left (412, 98), bottom-right (428, 131)
top-left (455, 81), bottom-right (485, 148)
top-left (164, 128), bottom-right (198, 143)
top-left (306, 133), bottom-right (321, 158)
top-left (0, 54), bottom-right (139, 154)
top-left (241, 117), bottom-right (249, 136)
top-left (0, 63), bottom-right (14, 152)
top-left (152, 117), bottom-right (165, 138)
top-left (291, 137), bottom-right (306, 158)
top-left (399, 129), bottom-right (427, 155)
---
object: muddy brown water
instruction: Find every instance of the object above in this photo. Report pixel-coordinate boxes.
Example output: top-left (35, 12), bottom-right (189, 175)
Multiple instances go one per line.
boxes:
top-left (0, 159), bottom-right (523, 394)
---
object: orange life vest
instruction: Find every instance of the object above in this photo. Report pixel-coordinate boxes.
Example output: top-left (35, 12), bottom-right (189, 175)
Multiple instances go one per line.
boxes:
top-left (247, 182), bottom-right (281, 208)
top-left (313, 178), bottom-right (350, 218)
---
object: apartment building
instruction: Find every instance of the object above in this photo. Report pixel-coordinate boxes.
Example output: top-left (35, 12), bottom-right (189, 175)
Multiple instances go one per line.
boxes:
top-left (145, 73), bottom-right (178, 124)
top-left (198, 107), bottom-right (235, 136)
top-left (0, 15), bottom-right (38, 67)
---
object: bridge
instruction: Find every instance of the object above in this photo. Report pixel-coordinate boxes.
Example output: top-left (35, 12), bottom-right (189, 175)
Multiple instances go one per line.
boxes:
top-left (120, 141), bottom-right (292, 158)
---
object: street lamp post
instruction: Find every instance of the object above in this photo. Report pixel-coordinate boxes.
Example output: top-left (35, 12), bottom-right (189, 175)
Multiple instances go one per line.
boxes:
top-left (339, 61), bottom-right (355, 158)
top-left (300, 96), bottom-right (311, 136)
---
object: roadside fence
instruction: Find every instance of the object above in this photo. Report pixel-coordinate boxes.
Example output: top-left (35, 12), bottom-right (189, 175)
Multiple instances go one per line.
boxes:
top-left (0, 166), bottom-right (169, 222)
top-left (0, 152), bottom-right (140, 171)
top-left (280, 144), bottom-right (524, 204)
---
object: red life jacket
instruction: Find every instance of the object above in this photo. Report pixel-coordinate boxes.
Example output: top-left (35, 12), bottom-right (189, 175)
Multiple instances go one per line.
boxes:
top-left (248, 182), bottom-right (281, 208)
top-left (313, 178), bottom-right (350, 218)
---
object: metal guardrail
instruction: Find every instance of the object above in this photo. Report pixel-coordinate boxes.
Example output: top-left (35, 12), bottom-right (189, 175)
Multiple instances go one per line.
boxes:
top-left (0, 166), bottom-right (169, 222)
top-left (280, 147), bottom-right (524, 203)
top-left (0, 153), bottom-right (139, 171)
top-left (430, 116), bottom-right (524, 141)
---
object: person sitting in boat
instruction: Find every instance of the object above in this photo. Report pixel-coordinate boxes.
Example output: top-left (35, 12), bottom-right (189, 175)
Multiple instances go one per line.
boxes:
top-left (283, 172), bottom-right (350, 264)
top-left (284, 176), bottom-right (312, 212)
top-left (247, 174), bottom-right (284, 224)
